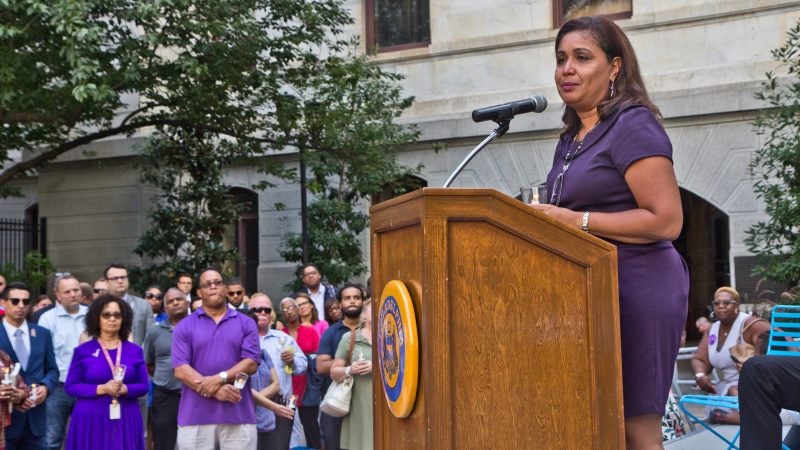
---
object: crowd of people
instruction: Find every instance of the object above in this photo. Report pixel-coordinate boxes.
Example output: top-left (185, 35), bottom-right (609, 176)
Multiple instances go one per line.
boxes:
top-left (0, 262), bottom-right (373, 450)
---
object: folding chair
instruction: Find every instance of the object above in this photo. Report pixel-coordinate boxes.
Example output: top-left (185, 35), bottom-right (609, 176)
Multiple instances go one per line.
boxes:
top-left (678, 304), bottom-right (800, 450)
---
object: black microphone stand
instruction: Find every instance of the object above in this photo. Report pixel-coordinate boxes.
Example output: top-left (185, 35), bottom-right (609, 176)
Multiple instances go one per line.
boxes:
top-left (442, 118), bottom-right (511, 188)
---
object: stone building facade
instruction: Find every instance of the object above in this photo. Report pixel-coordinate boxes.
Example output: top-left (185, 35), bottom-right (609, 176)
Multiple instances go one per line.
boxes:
top-left (1, 1), bottom-right (798, 332)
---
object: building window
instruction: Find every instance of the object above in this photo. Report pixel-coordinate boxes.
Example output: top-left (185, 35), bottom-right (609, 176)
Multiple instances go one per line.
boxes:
top-left (365, 0), bottom-right (430, 53)
top-left (554, 0), bottom-right (632, 27)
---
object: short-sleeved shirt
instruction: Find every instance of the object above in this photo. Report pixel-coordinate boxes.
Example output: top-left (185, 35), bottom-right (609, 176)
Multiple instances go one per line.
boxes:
top-left (143, 321), bottom-right (181, 391)
top-left (258, 330), bottom-right (307, 397)
top-left (318, 321), bottom-right (356, 394)
top-left (38, 304), bottom-right (88, 382)
top-left (251, 351), bottom-right (276, 433)
top-left (172, 307), bottom-right (261, 425)
top-left (318, 321), bottom-right (353, 360)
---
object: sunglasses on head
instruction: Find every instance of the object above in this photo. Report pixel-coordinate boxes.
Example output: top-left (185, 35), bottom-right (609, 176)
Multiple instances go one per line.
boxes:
top-left (145, 292), bottom-right (163, 300)
top-left (7, 298), bottom-right (31, 306)
top-left (250, 307), bottom-right (272, 314)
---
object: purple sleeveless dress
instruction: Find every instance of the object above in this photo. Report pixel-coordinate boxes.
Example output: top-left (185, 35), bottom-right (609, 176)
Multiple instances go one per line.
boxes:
top-left (545, 105), bottom-right (689, 417)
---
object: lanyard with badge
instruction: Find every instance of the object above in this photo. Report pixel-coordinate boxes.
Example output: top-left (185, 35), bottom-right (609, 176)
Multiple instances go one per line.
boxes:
top-left (99, 341), bottom-right (124, 420)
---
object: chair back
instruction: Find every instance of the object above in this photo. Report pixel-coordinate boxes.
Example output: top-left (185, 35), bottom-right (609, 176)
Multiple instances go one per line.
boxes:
top-left (767, 304), bottom-right (800, 356)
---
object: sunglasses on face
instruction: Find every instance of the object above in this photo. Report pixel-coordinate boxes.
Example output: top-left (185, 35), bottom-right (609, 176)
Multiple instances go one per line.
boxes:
top-left (712, 300), bottom-right (737, 308)
top-left (200, 279), bottom-right (224, 289)
top-left (101, 312), bottom-right (122, 319)
top-left (93, 288), bottom-right (105, 294)
top-left (145, 292), bottom-right (163, 300)
top-left (228, 290), bottom-right (244, 296)
top-left (7, 298), bottom-right (31, 306)
top-left (250, 307), bottom-right (272, 314)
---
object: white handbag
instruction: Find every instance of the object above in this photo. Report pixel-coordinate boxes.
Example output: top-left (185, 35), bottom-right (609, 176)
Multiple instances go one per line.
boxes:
top-left (319, 376), bottom-right (354, 417)
top-left (319, 329), bottom-right (357, 418)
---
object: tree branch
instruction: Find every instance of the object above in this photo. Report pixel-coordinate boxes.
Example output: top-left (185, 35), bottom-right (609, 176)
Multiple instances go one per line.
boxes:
top-left (0, 120), bottom-right (160, 185)
top-left (0, 118), bottom-right (287, 186)
top-left (0, 110), bottom-right (62, 124)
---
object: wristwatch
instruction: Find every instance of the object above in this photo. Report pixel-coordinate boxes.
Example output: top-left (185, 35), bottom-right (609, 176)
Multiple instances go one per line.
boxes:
top-left (219, 371), bottom-right (229, 383)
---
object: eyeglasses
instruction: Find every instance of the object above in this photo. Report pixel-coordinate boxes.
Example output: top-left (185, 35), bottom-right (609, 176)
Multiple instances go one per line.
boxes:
top-left (712, 300), bottom-right (738, 307)
top-left (7, 298), bottom-right (31, 306)
top-left (227, 290), bottom-right (244, 296)
top-left (200, 279), bottom-right (224, 289)
top-left (281, 305), bottom-right (297, 312)
top-left (101, 312), bottom-right (122, 319)
top-left (250, 307), bottom-right (272, 314)
top-left (107, 275), bottom-right (128, 282)
top-left (297, 301), bottom-right (311, 307)
top-left (93, 288), bottom-right (105, 294)
top-left (145, 292), bottom-right (163, 300)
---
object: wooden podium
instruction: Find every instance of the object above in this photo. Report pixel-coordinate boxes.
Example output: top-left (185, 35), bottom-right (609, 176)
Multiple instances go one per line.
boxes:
top-left (370, 188), bottom-right (625, 449)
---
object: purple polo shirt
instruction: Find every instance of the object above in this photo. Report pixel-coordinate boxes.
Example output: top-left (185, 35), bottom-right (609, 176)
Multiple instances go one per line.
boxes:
top-left (172, 306), bottom-right (260, 426)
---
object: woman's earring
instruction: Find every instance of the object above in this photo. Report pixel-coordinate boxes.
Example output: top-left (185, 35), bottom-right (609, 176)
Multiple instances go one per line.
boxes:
top-left (609, 80), bottom-right (616, 99)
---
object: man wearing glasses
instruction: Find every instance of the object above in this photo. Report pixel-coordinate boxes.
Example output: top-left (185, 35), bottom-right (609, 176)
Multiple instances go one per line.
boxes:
top-left (39, 273), bottom-right (87, 450)
top-left (92, 278), bottom-right (108, 301)
top-left (172, 268), bottom-right (260, 449)
top-left (143, 288), bottom-right (190, 450)
top-left (176, 274), bottom-right (194, 303)
top-left (0, 281), bottom-right (59, 449)
top-left (104, 264), bottom-right (155, 346)
top-left (225, 278), bottom-right (248, 311)
top-left (298, 264), bottom-right (337, 322)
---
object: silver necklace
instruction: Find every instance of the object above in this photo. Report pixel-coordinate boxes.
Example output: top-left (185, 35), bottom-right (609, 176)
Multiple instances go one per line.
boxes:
top-left (560, 121), bottom-right (599, 176)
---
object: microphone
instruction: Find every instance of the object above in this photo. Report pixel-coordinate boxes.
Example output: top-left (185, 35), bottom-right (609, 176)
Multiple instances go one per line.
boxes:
top-left (471, 95), bottom-right (547, 123)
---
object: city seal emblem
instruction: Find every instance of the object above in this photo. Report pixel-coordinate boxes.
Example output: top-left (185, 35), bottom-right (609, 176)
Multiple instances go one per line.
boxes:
top-left (378, 280), bottom-right (419, 418)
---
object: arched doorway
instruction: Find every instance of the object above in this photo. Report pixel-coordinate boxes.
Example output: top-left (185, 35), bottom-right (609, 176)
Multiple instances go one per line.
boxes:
top-left (674, 188), bottom-right (730, 342)
top-left (226, 188), bottom-right (259, 294)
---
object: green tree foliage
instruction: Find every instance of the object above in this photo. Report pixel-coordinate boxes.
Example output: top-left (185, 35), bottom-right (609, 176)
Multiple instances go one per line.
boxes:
top-left (0, 0), bottom-right (353, 193)
top-left (0, 250), bottom-right (55, 294)
top-left (746, 19), bottom-right (800, 285)
top-left (277, 54), bottom-right (421, 287)
top-left (130, 129), bottom-right (245, 292)
top-left (2, 0), bottom-right (421, 287)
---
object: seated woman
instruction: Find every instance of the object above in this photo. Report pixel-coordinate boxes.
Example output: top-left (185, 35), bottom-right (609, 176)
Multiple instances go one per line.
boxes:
top-left (690, 286), bottom-right (770, 424)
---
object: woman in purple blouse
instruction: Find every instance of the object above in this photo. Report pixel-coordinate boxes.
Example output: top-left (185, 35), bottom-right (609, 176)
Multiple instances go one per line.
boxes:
top-left (533, 16), bottom-right (689, 448)
top-left (64, 295), bottom-right (149, 450)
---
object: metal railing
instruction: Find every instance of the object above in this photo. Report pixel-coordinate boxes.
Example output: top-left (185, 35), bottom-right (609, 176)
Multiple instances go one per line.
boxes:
top-left (0, 217), bottom-right (47, 270)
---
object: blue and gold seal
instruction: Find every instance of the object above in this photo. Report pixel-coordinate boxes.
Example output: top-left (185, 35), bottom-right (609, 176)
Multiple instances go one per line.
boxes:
top-left (378, 280), bottom-right (419, 418)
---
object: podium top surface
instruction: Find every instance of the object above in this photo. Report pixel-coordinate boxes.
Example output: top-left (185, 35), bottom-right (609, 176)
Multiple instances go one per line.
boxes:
top-left (370, 187), bottom-right (616, 253)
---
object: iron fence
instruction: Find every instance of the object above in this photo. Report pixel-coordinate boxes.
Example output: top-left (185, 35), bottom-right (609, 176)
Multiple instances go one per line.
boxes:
top-left (0, 218), bottom-right (47, 271)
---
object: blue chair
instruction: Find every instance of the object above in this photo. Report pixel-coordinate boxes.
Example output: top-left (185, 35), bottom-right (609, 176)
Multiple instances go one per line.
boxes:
top-left (679, 304), bottom-right (800, 449)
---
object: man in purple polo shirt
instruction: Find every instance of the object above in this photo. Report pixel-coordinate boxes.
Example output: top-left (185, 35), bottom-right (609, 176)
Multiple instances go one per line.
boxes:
top-left (172, 268), bottom-right (260, 449)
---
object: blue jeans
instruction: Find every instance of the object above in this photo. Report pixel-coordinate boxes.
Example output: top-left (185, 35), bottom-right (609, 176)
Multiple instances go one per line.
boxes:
top-left (44, 385), bottom-right (74, 450)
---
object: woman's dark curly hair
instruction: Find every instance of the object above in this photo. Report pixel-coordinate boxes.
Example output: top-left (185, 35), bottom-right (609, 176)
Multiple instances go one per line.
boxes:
top-left (85, 294), bottom-right (134, 341)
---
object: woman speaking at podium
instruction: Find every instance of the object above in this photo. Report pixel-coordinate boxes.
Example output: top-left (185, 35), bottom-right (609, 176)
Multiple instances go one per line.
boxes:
top-left (532, 16), bottom-right (689, 449)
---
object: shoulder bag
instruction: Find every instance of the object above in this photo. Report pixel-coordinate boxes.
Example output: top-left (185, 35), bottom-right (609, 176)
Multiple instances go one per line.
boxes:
top-left (319, 329), bottom-right (357, 417)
